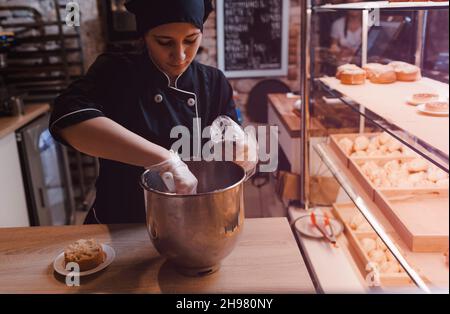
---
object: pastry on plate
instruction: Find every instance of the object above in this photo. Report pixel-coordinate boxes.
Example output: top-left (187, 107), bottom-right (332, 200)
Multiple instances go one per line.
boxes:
top-left (425, 101), bottom-right (449, 113)
top-left (411, 93), bottom-right (440, 105)
top-left (64, 239), bottom-right (105, 271)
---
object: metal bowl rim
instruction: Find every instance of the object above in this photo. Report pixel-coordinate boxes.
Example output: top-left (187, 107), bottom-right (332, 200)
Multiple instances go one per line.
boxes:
top-left (140, 164), bottom-right (246, 198)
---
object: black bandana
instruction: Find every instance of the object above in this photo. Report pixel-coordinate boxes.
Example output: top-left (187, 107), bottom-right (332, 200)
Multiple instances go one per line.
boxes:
top-left (125, 0), bottom-right (214, 35)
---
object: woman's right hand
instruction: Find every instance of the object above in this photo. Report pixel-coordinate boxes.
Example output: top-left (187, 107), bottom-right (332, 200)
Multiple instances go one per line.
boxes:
top-left (146, 151), bottom-right (198, 194)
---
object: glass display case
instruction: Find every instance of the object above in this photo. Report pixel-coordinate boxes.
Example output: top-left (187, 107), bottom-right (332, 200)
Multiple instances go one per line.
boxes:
top-left (294, 1), bottom-right (449, 293)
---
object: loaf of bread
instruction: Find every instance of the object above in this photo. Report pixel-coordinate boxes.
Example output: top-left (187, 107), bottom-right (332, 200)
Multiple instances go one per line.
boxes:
top-left (336, 64), bottom-right (363, 79)
top-left (389, 61), bottom-right (422, 82)
top-left (363, 63), bottom-right (397, 84)
top-left (336, 64), bottom-right (366, 85)
top-left (64, 239), bottom-right (105, 271)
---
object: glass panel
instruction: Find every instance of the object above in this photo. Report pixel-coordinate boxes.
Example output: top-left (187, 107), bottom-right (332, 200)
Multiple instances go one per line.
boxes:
top-left (38, 129), bottom-right (66, 225)
top-left (307, 7), bottom-right (449, 292)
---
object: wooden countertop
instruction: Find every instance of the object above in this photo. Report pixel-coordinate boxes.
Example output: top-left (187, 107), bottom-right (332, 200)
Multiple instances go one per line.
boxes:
top-left (267, 94), bottom-right (324, 138)
top-left (0, 218), bottom-right (315, 293)
top-left (268, 94), bottom-right (302, 138)
top-left (0, 104), bottom-right (50, 139)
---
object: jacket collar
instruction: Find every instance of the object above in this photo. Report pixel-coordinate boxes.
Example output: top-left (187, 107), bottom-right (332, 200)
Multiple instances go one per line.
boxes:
top-left (141, 50), bottom-right (195, 93)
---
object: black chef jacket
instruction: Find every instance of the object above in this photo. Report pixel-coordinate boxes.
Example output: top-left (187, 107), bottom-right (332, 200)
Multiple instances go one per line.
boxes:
top-left (49, 51), bottom-right (238, 224)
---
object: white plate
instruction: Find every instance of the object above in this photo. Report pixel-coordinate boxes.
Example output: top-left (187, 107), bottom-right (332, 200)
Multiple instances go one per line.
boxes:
top-left (294, 214), bottom-right (343, 239)
top-left (417, 104), bottom-right (449, 117)
top-left (53, 244), bottom-right (115, 277)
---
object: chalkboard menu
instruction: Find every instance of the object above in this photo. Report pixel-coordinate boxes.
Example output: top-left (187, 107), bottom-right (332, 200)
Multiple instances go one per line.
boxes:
top-left (217, 0), bottom-right (289, 78)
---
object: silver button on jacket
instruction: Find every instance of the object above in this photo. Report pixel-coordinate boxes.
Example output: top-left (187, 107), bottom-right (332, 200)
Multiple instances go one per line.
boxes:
top-left (154, 94), bottom-right (163, 103)
top-left (187, 98), bottom-right (196, 107)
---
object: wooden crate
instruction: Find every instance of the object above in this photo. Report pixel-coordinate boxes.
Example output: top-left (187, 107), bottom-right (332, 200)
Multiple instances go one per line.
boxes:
top-left (351, 232), bottom-right (413, 287)
top-left (332, 203), bottom-right (421, 288)
top-left (374, 189), bottom-right (449, 253)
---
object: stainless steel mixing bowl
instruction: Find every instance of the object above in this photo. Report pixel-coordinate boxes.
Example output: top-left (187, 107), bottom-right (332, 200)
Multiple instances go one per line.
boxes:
top-left (141, 161), bottom-right (246, 277)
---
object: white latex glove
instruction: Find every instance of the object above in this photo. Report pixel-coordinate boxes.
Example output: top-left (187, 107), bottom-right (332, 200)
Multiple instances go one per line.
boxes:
top-left (211, 116), bottom-right (259, 178)
top-left (146, 151), bottom-right (198, 194)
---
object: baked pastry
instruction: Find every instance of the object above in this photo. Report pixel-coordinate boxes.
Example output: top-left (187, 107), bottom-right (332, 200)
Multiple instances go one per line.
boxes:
top-left (336, 64), bottom-right (362, 79)
top-left (425, 101), bottom-right (449, 113)
top-left (359, 236), bottom-right (404, 274)
top-left (359, 158), bottom-right (449, 189)
top-left (349, 213), bottom-right (373, 232)
top-left (408, 158), bottom-right (429, 173)
top-left (64, 239), bottom-right (105, 271)
top-left (361, 238), bottom-right (377, 254)
top-left (412, 93), bottom-right (440, 105)
top-left (389, 61), bottom-right (422, 82)
top-left (340, 69), bottom-right (366, 85)
top-left (369, 249), bottom-right (388, 264)
top-left (363, 63), bottom-right (397, 84)
top-left (338, 137), bottom-right (354, 155)
top-left (336, 64), bottom-right (366, 85)
top-left (354, 135), bottom-right (370, 151)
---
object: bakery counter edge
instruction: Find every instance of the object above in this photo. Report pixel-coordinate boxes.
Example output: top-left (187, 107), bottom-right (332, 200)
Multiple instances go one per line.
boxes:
top-left (0, 218), bottom-right (316, 294)
top-left (0, 104), bottom-right (51, 139)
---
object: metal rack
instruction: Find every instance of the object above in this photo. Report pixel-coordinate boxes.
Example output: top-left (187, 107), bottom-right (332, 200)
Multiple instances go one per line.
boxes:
top-left (299, 0), bottom-right (449, 293)
top-left (0, 0), bottom-right (84, 103)
top-left (0, 1), bottom-right (98, 214)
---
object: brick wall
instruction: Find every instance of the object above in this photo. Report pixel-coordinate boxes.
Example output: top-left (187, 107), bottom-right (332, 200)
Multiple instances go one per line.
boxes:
top-left (2, 0), bottom-right (301, 116)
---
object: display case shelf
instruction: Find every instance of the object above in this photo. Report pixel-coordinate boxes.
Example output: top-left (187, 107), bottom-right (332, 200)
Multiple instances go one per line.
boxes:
top-left (313, 142), bottom-right (449, 293)
top-left (315, 1), bottom-right (449, 12)
top-left (299, 0), bottom-right (449, 293)
top-left (317, 77), bottom-right (449, 173)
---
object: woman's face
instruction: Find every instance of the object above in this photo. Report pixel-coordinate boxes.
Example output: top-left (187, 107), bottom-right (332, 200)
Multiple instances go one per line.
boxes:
top-left (144, 23), bottom-right (203, 79)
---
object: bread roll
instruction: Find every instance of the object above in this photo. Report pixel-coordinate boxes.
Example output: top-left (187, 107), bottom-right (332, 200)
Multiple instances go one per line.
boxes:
top-left (378, 132), bottom-right (391, 145)
top-left (338, 137), bottom-right (354, 156)
top-left (354, 136), bottom-right (370, 151)
top-left (369, 249), bottom-right (388, 264)
top-left (389, 61), bottom-right (422, 82)
top-left (408, 158), bottom-right (429, 173)
top-left (363, 63), bottom-right (396, 84)
top-left (336, 64), bottom-right (362, 79)
top-left (64, 239), bottom-right (105, 271)
top-left (360, 238), bottom-right (377, 254)
top-left (340, 69), bottom-right (366, 85)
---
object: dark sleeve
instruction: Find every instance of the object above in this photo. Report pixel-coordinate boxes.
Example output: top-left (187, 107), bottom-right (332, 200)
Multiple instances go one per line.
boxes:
top-left (49, 53), bottom-right (121, 146)
top-left (217, 70), bottom-right (240, 125)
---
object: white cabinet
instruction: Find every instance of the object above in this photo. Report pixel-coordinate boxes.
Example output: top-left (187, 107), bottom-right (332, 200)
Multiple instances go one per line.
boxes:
top-left (0, 133), bottom-right (30, 227)
top-left (267, 104), bottom-right (302, 174)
